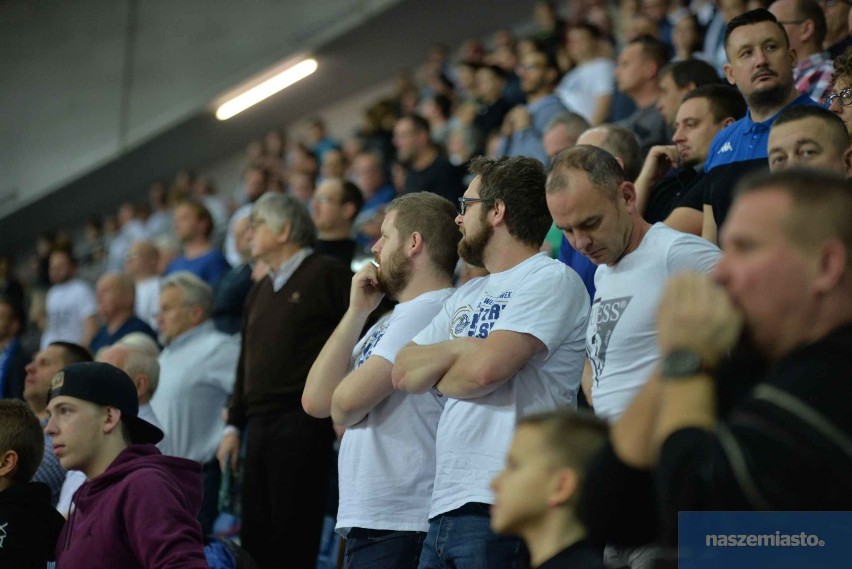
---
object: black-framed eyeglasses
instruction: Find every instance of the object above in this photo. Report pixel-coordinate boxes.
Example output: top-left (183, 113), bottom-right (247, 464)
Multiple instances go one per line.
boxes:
top-left (458, 197), bottom-right (491, 215)
top-left (825, 88), bottom-right (852, 108)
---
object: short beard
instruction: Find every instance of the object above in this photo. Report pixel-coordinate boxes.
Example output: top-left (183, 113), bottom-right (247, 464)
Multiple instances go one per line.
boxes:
top-left (747, 82), bottom-right (789, 113)
top-left (376, 246), bottom-right (411, 300)
top-left (458, 221), bottom-right (493, 268)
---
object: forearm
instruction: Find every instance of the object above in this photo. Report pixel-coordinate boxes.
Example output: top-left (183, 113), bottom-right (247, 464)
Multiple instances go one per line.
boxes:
top-left (653, 374), bottom-right (716, 454)
top-left (303, 308), bottom-right (370, 417)
top-left (331, 358), bottom-right (395, 427)
top-left (393, 340), bottom-right (469, 394)
top-left (633, 170), bottom-right (656, 214)
top-left (434, 337), bottom-right (512, 399)
top-left (611, 374), bottom-right (663, 468)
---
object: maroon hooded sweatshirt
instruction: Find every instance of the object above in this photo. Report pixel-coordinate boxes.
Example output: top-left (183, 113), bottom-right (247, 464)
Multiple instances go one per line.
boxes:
top-left (55, 444), bottom-right (208, 568)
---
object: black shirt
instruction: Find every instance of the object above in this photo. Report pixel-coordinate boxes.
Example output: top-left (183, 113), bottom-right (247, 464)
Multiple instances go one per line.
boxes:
top-left (404, 155), bottom-right (466, 204)
top-left (644, 166), bottom-right (704, 224)
top-left (537, 539), bottom-right (606, 569)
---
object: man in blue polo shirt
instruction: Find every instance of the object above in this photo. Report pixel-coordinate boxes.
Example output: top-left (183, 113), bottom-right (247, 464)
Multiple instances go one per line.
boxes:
top-left (701, 8), bottom-right (819, 244)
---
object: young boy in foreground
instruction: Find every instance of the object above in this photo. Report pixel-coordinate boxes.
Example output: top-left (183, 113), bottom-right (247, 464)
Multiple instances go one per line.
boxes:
top-left (491, 409), bottom-right (608, 569)
top-left (0, 399), bottom-right (66, 567)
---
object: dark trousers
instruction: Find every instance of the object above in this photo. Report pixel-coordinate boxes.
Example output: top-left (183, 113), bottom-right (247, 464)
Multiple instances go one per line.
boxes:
top-left (241, 407), bottom-right (334, 569)
top-left (199, 458), bottom-right (222, 537)
top-left (344, 528), bottom-right (426, 569)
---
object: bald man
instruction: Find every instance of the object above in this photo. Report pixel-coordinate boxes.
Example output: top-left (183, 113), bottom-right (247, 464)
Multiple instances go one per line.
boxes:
top-left (89, 273), bottom-right (157, 355)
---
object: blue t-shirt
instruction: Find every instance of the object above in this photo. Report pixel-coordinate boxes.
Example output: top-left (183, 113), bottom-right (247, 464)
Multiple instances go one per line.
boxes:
top-left (165, 250), bottom-right (232, 287)
top-left (703, 93), bottom-right (819, 230)
top-left (557, 235), bottom-right (597, 303)
top-left (705, 93), bottom-right (819, 172)
top-left (89, 316), bottom-right (158, 355)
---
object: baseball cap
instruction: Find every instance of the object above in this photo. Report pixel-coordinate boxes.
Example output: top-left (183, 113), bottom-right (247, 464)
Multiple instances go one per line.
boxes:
top-left (47, 361), bottom-right (164, 445)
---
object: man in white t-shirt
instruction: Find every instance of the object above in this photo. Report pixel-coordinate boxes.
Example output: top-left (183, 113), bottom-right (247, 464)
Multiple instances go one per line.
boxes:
top-left (303, 192), bottom-right (460, 568)
top-left (41, 250), bottom-right (98, 350)
top-left (546, 145), bottom-right (721, 422)
top-left (124, 240), bottom-right (161, 331)
top-left (393, 156), bottom-right (590, 569)
top-left (556, 23), bottom-right (615, 126)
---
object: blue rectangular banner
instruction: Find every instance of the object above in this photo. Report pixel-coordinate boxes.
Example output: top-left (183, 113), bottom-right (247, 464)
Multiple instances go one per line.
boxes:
top-left (679, 511), bottom-right (852, 568)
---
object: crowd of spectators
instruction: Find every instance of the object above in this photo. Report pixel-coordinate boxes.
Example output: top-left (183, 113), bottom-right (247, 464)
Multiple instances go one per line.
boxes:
top-left (2, 0), bottom-right (852, 568)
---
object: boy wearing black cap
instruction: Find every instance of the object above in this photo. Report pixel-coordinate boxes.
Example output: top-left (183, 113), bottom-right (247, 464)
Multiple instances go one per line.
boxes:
top-left (0, 399), bottom-right (65, 567)
top-left (45, 361), bottom-right (208, 568)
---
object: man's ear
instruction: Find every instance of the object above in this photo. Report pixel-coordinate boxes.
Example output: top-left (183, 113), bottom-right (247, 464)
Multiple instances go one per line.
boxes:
top-left (547, 467), bottom-right (579, 507)
top-left (723, 63), bottom-right (736, 86)
top-left (103, 407), bottom-right (123, 435)
top-left (134, 374), bottom-right (150, 402)
top-left (0, 450), bottom-right (19, 478)
top-left (620, 181), bottom-right (639, 209)
top-left (843, 146), bottom-right (852, 179)
top-left (408, 232), bottom-right (425, 258)
top-left (812, 239), bottom-right (848, 295)
top-left (491, 199), bottom-right (507, 227)
top-left (342, 202), bottom-right (357, 222)
top-left (275, 223), bottom-right (292, 245)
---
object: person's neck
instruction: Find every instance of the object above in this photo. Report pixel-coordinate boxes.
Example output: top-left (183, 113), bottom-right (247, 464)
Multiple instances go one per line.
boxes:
top-left (825, 30), bottom-right (848, 49)
top-left (525, 88), bottom-right (552, 105)
top-left (105, 310), bottom-right (132, 333)
top-left (84, 441), bottom-right (128, 481)
top-left (318, 227), bottom-right (353, 241)
top-left (413, 145), bottom-right (439, 171)
top-left (748, 87), bottom-right (799, 123)
top-left (397, 268), bottom-right (453, 304)
top-left (769, 299), bottom-right (852, 362)
top-left (610, 217), bottom-right (652, 267)
top-left (26, 397), bottom-right (47, 421)
top-left (524, 515), bottom-right (588, 568)
top-left (796, 44), bottom-right (820, 60)
top-left (483, 234), bottom-right (541, 274)
top-left (629, 82), bottom-right (660, 109)
top-left (183, 239), bottom-right (212, 259)
top-left (263, 244), bottom-right (303, 272)
top-left (0, 478), bottom-right (11, 492)
top-left (134, 271), bottom-right (158, 283)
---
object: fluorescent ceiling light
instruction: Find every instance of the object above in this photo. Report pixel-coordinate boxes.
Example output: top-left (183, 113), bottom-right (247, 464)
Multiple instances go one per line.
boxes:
top-left (215, 58), bottom-right (318, 120)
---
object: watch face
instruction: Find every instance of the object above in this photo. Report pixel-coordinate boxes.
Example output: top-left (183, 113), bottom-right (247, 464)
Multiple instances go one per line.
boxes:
top-left (662, 349), bottom-right (704, 378)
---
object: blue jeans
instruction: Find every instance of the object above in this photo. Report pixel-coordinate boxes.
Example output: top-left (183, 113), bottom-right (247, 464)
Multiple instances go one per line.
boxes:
top-left (417, 503), bottom-right (528, 569)
top-left (344, 528), bottom-right (425, 569)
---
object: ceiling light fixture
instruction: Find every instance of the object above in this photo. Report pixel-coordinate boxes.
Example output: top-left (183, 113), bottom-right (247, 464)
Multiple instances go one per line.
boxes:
top-left (215, 57), bottom-right (318, 121)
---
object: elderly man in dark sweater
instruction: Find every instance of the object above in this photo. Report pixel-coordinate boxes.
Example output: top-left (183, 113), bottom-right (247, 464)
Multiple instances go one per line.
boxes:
top-left (217, 193), bottom-right (350, 569)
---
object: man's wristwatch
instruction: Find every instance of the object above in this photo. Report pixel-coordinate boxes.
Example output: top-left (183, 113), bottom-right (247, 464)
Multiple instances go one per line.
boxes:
top-left (660, 349), bottom-right (712, 379)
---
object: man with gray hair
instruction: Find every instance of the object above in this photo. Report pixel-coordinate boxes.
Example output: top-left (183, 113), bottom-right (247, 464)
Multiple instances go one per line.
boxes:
top-left (217, 193), bottom-right (351, 568)
top-left (151, 270), bottom-right (239, 536)
top-left (542, 112), bottom-right (591, 162)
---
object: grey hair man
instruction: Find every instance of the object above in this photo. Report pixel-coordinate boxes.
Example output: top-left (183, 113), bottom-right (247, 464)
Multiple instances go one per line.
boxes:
top-left (217, 193), bottom-right (351, 568)
top-left (151, 271), bottom-right (239, 536)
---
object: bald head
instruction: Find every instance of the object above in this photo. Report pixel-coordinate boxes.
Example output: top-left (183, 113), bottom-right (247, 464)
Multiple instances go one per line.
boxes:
top-left (576, 125), bottom-right (642, 182)
top-left (97, 344), bottom-right (160, 404)
top-left (125, 240), bottom-right (159, 279)
top-left (96, 272), bottom-right (136, 325)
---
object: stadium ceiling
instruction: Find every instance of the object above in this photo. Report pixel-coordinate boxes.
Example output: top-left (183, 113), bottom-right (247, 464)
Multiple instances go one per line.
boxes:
top-left (0, 0), bottom-right (530, 256)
